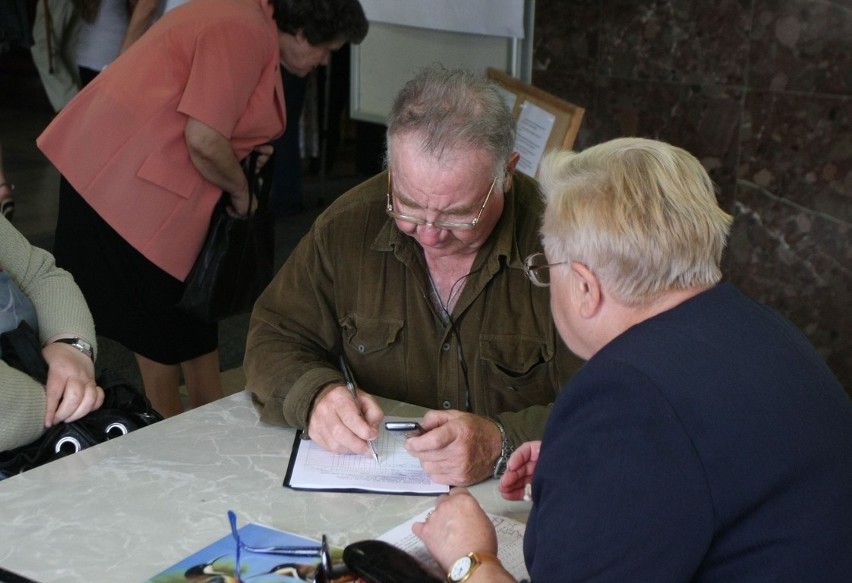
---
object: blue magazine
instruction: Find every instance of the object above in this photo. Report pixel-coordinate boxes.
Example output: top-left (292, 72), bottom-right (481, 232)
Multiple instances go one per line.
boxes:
top-left (145, 523), bottom-right (327, 582)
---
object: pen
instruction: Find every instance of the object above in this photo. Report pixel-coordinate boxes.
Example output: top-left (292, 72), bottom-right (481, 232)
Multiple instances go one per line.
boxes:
top-left (339, 354), bottom-right (379, 463)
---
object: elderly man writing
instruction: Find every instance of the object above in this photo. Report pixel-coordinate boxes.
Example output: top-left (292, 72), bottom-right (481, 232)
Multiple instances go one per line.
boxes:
top-left (245, 66), bottom-right (583, 486)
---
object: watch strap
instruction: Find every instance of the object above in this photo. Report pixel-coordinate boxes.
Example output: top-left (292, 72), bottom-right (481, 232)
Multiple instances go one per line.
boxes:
top-left (491, 420), bottom-right (515, 479)
top-left (52, 337), bottom-right (94, 361)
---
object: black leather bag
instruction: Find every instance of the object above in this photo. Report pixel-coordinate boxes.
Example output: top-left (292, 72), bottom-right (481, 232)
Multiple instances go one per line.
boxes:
top-left (343, 540), bottom-right (442, 583)
top-left (176, 152), bottom-right (275, 323)
top-left (0, 321), bottom-right (163, 481)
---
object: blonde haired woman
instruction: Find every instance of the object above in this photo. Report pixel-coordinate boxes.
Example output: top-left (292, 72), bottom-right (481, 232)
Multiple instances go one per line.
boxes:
top-left (415, 138), bottom-right (852, 582)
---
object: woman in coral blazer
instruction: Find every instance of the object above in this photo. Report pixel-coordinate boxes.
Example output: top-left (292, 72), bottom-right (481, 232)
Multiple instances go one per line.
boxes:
top-left (38, 0), bottom-right (368, 417)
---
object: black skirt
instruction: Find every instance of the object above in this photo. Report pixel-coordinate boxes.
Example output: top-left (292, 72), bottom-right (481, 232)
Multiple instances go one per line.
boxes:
top-left (54, 177), bottom-right (217, 364)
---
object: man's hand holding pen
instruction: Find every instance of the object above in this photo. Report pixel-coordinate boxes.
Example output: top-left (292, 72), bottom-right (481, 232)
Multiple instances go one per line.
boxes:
top-left (339, 355), bottom-right (380, 462)
top-left (306, 381), bottom-right (384, 458)
top-left (305, 359), bottom-right (503, 486)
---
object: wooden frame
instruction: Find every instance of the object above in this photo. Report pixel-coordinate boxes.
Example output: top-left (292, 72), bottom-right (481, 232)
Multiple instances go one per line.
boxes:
top-left (487, 67), bottom-right (585, 176)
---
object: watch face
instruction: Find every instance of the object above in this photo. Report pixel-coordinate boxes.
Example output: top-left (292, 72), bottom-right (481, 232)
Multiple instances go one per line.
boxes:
top-left (450, 556), bottom-right (473, 580)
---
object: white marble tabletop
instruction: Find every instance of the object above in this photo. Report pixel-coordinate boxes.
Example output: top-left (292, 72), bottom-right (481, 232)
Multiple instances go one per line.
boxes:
top-left (0, 391), bottom-right (530, 583)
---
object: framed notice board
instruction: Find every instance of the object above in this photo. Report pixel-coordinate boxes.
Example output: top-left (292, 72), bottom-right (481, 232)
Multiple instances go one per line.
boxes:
top-left (486, 67), bottom-right (586, 178)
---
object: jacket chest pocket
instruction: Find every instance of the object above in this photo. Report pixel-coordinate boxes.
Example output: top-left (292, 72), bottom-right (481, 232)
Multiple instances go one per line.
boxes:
top-left (341, 315), bottom-right (405, 391)
top-left (343, 316), bottom-right (404, 354)
top-left (479, 334), bottom-right (557, 412)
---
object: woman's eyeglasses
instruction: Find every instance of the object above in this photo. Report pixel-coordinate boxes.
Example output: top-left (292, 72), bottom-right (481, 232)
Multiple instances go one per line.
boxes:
top-left (228, 510), bottom-right (344, 582)
top-left (524, 252), bottom-right (569, 287)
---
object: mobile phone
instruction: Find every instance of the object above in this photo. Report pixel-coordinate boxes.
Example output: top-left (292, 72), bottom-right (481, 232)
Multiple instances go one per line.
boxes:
top-left (384, 421), bottom-right (424, 437)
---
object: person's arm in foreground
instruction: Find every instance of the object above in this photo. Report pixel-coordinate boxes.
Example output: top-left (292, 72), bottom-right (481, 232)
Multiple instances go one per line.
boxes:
top-left (411, 444), bottom-right (538, 581)
top-left (413, 488), bottom-right (516, 583)
top-left (245, 213), bottom-right (385, 456)
top-left (0, 218), bottom-right (103, 450)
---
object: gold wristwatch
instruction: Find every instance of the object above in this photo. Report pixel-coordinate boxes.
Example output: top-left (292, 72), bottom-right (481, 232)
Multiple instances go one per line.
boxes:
top-left (447, 552), bottom-right (501, 583)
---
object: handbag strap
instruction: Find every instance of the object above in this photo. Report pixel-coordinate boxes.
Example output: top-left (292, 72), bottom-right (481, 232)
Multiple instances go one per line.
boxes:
top-left (242, 149), bottom-right (274, 214)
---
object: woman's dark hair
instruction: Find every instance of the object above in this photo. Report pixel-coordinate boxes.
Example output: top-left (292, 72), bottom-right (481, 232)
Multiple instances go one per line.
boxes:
top-left (273, 0), bottom-right (368, 45)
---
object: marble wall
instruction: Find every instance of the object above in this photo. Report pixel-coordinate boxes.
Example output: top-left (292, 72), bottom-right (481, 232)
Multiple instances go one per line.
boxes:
top-left (533, 0), bottom-right (851, 392)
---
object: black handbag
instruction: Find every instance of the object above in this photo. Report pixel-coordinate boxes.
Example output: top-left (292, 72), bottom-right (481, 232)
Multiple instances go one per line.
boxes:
top-left (343, 540), bottom-right (442, 583)
top-left (176, 152), bottom-right (275, 323)
top-left (0, 321), bottom-right (163, 481)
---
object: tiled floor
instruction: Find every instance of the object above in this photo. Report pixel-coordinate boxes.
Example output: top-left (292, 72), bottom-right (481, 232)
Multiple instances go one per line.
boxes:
top-left (1, 46), bottom-right (371, 396)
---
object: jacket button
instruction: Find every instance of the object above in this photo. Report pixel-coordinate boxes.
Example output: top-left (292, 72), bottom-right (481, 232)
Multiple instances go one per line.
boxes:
top-left (357, 344), bottom-right (365, 353)
top-left (441, 400), bottom-right (452, 409)
top-left (442, 342), bottom-right (451, 351)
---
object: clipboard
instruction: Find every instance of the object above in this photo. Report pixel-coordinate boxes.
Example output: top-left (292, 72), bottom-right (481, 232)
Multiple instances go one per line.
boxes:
top-left (283, 425), bottom-right (449, 496)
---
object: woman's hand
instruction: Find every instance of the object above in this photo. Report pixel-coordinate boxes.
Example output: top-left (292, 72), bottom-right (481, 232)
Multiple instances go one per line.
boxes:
top-left (224, 143), bottom-right (274, 218)
top-left (253, 143), bottom-right (274, 172)
top-left (498, 441), bottom-right (541, 500)
top-left (226, 190), bottom-right (256, 218)
top-left (412, 488), bottom-right (497, 572)
top-left (185, 117), bottom-right (252, 217)
top-left (41, 342), bottom-right (104, 427)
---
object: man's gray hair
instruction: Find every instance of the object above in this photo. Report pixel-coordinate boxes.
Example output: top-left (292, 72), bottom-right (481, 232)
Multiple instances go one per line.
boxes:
top-left (385, 66), bottom-right (516, 186)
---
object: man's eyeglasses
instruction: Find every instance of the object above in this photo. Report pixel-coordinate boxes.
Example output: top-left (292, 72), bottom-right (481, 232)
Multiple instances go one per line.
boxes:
top-left (228, 510), bottom-right (343, 582)
top-left (385, 170), bottom-right (497, 231)
top-left (524, 252), bottom-right (569, 287)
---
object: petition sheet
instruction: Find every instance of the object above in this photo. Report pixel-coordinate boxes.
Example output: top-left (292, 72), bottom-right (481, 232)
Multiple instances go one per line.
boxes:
top-left (377, 509), bottom-right (530, 581)
top-left (284, 417), bottom-right (450, 495)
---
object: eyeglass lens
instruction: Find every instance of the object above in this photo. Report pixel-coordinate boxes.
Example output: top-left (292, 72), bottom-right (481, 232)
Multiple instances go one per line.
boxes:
top-left (525, 253), bottom-right (552, 286)
top-left (386, 172), bottom-right (495, 231)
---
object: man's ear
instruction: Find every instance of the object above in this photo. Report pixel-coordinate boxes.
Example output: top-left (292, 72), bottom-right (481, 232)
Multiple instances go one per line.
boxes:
top-left (571, 262), bottom-right (602, 318)
top-left (507, 152), bottom-right (520, 174)
top-left (503, 153), bottom-right (521, 190)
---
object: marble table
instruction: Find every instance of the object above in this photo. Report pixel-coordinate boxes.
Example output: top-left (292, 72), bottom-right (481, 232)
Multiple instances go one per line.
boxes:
top-left (0, 391), bottom-right (530, 583)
